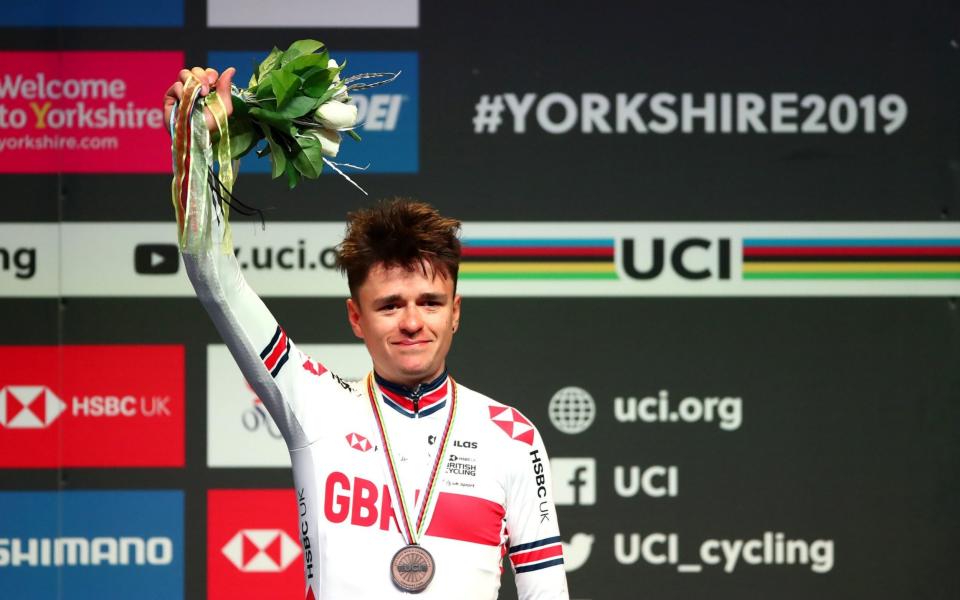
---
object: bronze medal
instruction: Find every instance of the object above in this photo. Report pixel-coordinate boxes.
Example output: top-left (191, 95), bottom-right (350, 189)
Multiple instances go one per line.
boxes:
top-left (368, 374), bottom-right (457, 595)
top-left (390, 544), bottom-right (435, 593)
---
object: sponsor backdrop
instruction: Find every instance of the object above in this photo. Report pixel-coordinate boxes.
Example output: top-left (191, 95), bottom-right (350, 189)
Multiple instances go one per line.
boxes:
top-left (1, 2), bottom-right (958, 600)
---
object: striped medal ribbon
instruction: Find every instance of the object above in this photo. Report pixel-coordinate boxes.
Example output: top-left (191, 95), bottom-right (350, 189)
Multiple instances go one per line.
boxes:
top-left (366, 373), bottom-right (457, 593)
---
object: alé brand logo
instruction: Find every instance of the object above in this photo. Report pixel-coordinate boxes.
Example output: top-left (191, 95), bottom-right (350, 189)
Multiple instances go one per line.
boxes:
top-left (208, 50), bottom-right (419, 173)
top-left (0, 345), bottom-right (184, 468)
top-left (0, 1), bottom-right (183, 26)
top-left (208, 490), bottom-right (306, 600)
top-left (0, 491), bottom-right (183, 599)
top-left (0, 51), bottom-right (183, 173)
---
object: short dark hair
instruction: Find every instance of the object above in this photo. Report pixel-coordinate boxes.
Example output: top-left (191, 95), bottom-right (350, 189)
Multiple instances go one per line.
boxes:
top-left (335, 198), bottom-right (462, 296)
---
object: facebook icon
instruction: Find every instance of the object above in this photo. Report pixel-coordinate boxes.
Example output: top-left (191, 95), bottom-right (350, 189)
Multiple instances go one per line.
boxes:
top-left (550, 458), bottom-right (596, 506)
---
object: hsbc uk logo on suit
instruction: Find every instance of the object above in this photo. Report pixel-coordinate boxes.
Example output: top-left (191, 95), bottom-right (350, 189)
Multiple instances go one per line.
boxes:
top-left (0, 345), bottom-right (184, 467)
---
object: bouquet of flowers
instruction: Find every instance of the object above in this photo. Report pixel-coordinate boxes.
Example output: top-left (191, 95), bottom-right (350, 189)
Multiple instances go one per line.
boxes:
top-left (210, 39), bottom-right (397, 189)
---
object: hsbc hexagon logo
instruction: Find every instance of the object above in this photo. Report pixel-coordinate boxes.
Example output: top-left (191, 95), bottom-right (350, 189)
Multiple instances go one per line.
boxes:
top-left (0, 386), bottom-right (67, 428)
top-left (222, 529), bottom-right (301, 573)
top-left (489, 405), bottom-right (535, 445)
top-left (345, 432), bottom-right (372, 452)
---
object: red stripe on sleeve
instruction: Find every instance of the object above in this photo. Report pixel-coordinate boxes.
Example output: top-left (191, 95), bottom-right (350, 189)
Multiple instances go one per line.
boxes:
top-left (263, 329), bottom-right (288, 371)
top-left (510, 544), bottom-right (563, 566)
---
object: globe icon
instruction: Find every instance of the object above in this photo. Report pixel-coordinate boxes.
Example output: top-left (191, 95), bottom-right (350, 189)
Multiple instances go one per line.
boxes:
top-left (548, 387), bottom-right (596, 434)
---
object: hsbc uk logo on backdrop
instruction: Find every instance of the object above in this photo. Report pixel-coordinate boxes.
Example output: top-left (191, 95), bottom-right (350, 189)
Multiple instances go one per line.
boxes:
top-left (207, 50), bottom-right (419, 173)
top-left (0, 345), bottom-right (184, 467)
top-left (208, 490), bottom-right (303, 600)
top-left (0, 491), bottom-right (184, 599)
top-left (221, 529), bottom-right (301, 573)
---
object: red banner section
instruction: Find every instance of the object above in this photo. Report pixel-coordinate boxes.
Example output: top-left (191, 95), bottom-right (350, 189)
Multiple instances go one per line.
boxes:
top-left (0, 345), bottom-right (184, 467)
top-left (207, 489), bottom-right (305, 600)
top-left (0, 51), bottom-right (183, 173)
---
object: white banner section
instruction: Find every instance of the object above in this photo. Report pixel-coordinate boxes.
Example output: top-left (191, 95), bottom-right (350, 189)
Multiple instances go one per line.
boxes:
top-left (2, 221), bottom-right (959, 297)
top-left (207, 343), bottom-right (371, 468)
top-left (207, 0), bottom-right (418, 28)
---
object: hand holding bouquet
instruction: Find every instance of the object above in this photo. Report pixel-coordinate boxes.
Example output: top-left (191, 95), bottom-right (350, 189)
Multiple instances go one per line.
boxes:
top-left (164, 39), bottom-right (398, 190)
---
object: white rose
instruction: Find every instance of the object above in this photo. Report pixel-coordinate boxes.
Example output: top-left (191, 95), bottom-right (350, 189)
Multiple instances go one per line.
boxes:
top-left (302, 128), bottom-right (342, 157)
top-left (313, 100), bottom-right (358, 130)
top-left (328, 58), bottom-right (348, 100)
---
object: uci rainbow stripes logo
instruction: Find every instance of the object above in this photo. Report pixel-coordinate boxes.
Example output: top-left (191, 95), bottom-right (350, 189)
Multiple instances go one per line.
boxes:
top-left (460, 238), bottom-right (617, 279)
top-left (742, 238), bottom-right (960, 279)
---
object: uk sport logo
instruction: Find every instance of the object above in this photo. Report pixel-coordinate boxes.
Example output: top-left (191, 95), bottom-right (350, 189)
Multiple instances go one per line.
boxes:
top-left (0, 386), bottom-right (67, 428)
top-left (488, 405), bottom-right (535, 445)
top-left (221, 529), bottom-right (301, 573)
top-left (345, 432), bottom-right (373, 452)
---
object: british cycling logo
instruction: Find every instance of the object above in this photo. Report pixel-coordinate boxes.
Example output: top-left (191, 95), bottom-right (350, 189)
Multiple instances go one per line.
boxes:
top-left (0, 386), bottom-right (66, 428)
top-left (221, 529), bottom-right (301, 573)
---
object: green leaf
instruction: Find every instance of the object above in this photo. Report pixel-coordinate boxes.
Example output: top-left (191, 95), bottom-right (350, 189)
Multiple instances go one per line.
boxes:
top-left (230, 94), bottom-right (250, 117)
top-left (281, 39), bottom-right (325, 67)
top-left (284, 159), bottom-right (299, 189)
top-left (257, 46), bottom-right (283, 77)
top-left (282, 51), bottom-right (329, 77)
top-left (347, 129), bottom-right (362, 142)
top-left (255, 73), bottom-right (275, 100)
top-left (272, 70), bottom-right (300, 109)
top-left (258, 124), bottom-right (287, 180)
top-left (302, 68), bottom-right (335, 98)
top-left (277, 95), bottom-right (320, 119)
top-left (313, 84), bottom-right (345, 106)
top-left (292, 135), bottom-right (324, 179)
top-left (227, 116), bottom-right (260, 159)
top-left (249, 107), bottom-right (295, 134)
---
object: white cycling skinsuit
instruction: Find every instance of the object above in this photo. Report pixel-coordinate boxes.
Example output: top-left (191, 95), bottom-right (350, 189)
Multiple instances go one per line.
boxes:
top-left (171, 97), bottom-right (569, 599)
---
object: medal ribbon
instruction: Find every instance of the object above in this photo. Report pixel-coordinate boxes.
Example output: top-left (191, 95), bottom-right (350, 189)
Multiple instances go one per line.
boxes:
top-left (366, 374), bottom-right (457, 546)
top-left (170, 74), bottom-right (236, 254)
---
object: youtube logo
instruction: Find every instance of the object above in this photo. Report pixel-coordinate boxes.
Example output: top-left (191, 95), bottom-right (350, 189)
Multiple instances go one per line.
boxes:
top-left (135, 243), bottom-right (179, 275)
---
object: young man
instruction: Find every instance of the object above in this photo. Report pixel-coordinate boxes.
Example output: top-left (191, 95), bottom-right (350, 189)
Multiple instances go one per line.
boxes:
top-left (165, 68), bottom-right (569, 599)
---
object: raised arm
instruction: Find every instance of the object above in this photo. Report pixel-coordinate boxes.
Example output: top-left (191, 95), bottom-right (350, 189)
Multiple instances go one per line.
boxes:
top-left (167, 68), bottom-right (325, 450)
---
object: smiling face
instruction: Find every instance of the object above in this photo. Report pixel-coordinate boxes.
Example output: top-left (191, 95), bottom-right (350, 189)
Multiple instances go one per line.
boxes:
top-left (347, 261), bottom-right (461, 387)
